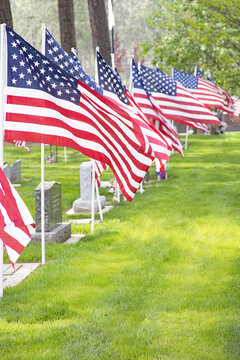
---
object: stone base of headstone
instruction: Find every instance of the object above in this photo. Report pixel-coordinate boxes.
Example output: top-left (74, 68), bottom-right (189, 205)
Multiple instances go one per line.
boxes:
top-left (72, 196), bottom-right (106, 213)
top-left (31, 223), bottom-right (71, 243)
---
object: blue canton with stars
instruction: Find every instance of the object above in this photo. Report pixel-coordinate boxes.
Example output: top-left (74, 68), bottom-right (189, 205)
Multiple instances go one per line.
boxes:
top-left (45, 29), bottom-right (103, 95)
top-left (173, 69), bottom-right (198, 89)
top-left (96, 51), bottom-right (129, 105)
top-left (140, 65), bottom-right (177, 96)
top-left (131, 59), bottom-right (151, 97)
top-left (6, 26), bottom-right (80, 104)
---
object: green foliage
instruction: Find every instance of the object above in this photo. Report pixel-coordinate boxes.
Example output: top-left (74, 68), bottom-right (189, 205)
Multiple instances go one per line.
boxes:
top-left (0, 133), bottom-right (240, 359)
top-left (141, 0), bottom-right (240, 94)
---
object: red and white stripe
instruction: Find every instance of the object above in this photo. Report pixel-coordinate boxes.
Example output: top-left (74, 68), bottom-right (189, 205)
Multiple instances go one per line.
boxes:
top-left (4, 82), bottom-right (154, 201)
top-left (232, 96), bottom-right (240, 117)
top-left (7, 139), bottom-right (31, 152)
top-left (94, 160), bottom-right (107, 187)
top-left (132, 88), bottom-right (183, 157)
top-left (99, 88), bottom-right (172, 163)
top-left (0, 167), bottom-right (34, 265)
top-left (148, 83), bottom-right (221, 126)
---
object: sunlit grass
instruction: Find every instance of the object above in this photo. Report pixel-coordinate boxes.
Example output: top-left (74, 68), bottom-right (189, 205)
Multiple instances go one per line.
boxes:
top-left (1, 134), bottom-right (240, 359)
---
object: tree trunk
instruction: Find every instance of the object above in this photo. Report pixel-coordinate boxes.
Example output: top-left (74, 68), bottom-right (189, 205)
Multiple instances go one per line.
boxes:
top-left (87, 0), bottom-right (111, 65)
top-left (58, 0), bottom-right (77, 55)
top-left (0, 0), bottom-right (13, 28)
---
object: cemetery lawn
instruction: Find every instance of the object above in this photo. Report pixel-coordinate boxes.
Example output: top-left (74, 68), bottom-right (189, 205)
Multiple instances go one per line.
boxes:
top-left (1, 133), bottom-right (240, 359)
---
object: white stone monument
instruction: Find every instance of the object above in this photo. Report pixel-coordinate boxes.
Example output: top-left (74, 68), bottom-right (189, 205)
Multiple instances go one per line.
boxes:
top-left (73, 161), bottom-right (106, 213)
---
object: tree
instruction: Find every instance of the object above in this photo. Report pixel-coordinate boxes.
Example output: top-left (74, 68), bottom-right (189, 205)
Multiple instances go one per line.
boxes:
top-left (58, 0), bottom-right (77, 55)
top-left (141, 0), bottom-right (240, 94)
top-left (87, 0), bottom-right (111, 65)
top-left (0, 0), bottom-right (13, 28)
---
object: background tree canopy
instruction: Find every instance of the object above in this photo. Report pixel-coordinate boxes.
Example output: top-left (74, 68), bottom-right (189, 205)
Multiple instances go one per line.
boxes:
top-left (141, 0), bottom-right (240, 95)
top-left (9, 0), bottom-right (155, 83)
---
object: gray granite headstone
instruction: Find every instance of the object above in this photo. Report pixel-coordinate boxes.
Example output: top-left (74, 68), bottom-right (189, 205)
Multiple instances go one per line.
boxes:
top-left (3, 163), bottom-right (11, 180)
top-left (32, 181), bottom-right (71, 243)
top-left (73, 161), bottom-right (106, 213)
top-left (35, 181), bottom-right (62, 232)
top-left (11, 159), bottom-right (21, 182)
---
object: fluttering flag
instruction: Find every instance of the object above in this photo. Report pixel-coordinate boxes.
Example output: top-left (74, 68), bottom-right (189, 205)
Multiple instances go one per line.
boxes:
top-left (96, 51), bottom-right (172, 163)
top-left (140, 65), bottom-right (220, 126)
top-left (173, 68), bottom-right (234, 115)
top-left (3, 26), bottom-right (153, 201)
top-left (45, 30), bottom-right (107, 187)
top-left (194, 67), bottom-right (235, 115)
top-left (232, 96), bottom-right (240, 117)
top-left (0, 167), bottom-right (34, 266)
top-left (131, 59), bottom-right (184, 157)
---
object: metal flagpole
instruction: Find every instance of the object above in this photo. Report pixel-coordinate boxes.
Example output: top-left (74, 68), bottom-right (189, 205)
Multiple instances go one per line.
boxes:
top-left (185, 125), bottom-right (189, 151)
top-left (0, 23), bottom-right (7, 297)
top-left (41, 24), bottom-right (46, 264)
top-left (95, 181), bottom-right (103, 221)
top-left (108, 0), bottom-right (120, 202)
top-left (93, 46), bottom-right (104, 220)
top-left (91, 159), bottom-right (95, 234)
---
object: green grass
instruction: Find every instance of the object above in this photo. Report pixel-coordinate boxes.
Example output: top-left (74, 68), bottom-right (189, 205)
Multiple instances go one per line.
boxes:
top-left (1, 133), bottom-right (240, 359)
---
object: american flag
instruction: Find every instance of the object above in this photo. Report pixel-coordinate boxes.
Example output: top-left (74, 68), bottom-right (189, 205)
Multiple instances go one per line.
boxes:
top-left (140, 65), bottom-right (220, 126)
top-left (4, 26), bottom-right (153, 201)
top-left (232, 96), bottom-right (240, 117)
top-left (194, 67), bottom-right (235, 115)
top-left (173, 68), bottom-right (230, 112)
top-left (96, 51), bottom-right (172, 163)
top-left (131, 59), bottom-right (183, 157)
top-left (0, 167), bottom-right (34, 266)
top-left (45, 30), bottom-right (107, 187)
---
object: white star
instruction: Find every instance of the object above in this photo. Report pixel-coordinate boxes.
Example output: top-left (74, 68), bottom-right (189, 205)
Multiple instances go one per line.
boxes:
top-left (34, 61), bottom-right (40, 67)
top-left (48, 49), bottom-right (53, 55)
top-left (11, 42), bottom-right (17, 48)
top-left (46, 76), bottom-right (51, 81)
top-left (28, 54), bottom-right (33, 60)
top-left (26, 79), bottom-right (32, 86)
top-left (12, 53), bottom-right (18, 60)
top-left (57, 90), bottom-right (62, 96)
top-left (19, 73), bottom-right (25, 79)
top-left (40, 68), bottom-right (45, 74)
top-left (51, 83), bottom-right (57, 89)
top-left (20, 61), bottom-right (25, 67)
top-left (12, 78), bottom-right (17, 84)
top-left (71, 97), bottom-right (75, 101)
top-left (12, 66), bottom-right (17, 72)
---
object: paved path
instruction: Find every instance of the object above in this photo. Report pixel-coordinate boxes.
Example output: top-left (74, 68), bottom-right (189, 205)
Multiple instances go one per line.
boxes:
top-left (3, 263), bottom-right (40, 288)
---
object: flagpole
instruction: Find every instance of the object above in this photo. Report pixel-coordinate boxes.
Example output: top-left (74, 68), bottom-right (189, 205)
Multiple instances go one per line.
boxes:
top-left (41, 24), bottom-right (46, 264)
top-left (91, 159), bottom-right (95, 234)
top-left (95, 181), bottom-right (103, 221)
top-left (185, 125), bottom-right (189, 151)
top-left (0, 23), bottom-right (7, 297)
top-left (108, 0), bottom-right (120, 202)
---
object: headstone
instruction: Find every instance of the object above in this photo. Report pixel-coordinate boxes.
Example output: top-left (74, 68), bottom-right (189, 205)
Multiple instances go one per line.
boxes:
top-left (32, 181), bottom-right (71, 243)
top-left (3, 163), bottom-right (11, 180)
top-left (73, 161), bottom-right (106, 213)
top-left (11, 159), bottom-right (21, 182)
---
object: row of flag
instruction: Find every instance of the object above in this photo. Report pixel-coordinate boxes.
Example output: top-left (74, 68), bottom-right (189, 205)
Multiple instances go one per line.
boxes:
top-left (0, 24), bottom-right (238, 267)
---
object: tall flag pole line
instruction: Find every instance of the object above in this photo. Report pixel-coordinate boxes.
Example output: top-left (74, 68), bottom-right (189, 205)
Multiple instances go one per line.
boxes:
top-left (41, 24), bottom-right (46, 264)
top-left (108, 0), bottom-right (121, 202)
top-left (0, 23), bottom-right (7, 297)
